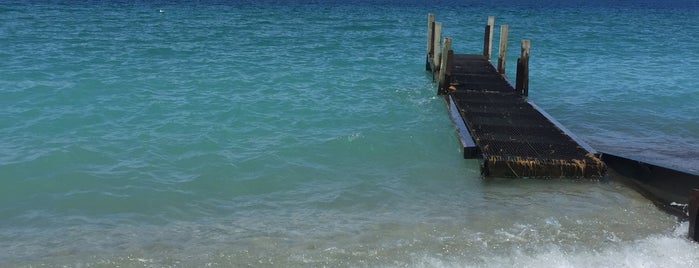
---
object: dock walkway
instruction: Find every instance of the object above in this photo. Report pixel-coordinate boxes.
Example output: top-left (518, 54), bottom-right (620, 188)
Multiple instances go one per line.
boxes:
top-left (427, 14), bottom-right (606, 178)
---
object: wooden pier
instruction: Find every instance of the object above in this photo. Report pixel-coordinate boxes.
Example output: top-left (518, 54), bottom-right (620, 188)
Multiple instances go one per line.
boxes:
top-left (426, 14), bottom-right (606, 178)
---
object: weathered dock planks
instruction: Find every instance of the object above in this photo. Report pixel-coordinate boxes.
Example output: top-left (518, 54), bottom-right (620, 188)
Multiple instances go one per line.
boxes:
top-left (426, 14), bottom-right (606, 178)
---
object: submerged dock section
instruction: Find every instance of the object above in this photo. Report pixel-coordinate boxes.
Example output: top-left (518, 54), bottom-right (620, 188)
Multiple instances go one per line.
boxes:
top-left (426, 14), bottom-right (606, 178)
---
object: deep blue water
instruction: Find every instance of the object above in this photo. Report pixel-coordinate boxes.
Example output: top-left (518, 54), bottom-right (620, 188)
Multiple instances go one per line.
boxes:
top-left (1, 1), bottom-right (698, 266)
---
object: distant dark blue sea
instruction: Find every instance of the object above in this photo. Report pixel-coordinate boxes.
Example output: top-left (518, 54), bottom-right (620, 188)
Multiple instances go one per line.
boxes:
top-left (1, 1), bottom-right (697, 266)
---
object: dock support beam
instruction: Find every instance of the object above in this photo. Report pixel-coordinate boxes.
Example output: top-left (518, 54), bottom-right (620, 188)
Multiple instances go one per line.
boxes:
top-left (516, 39), bottom-right (530, 96)
top-left (483, 16), bottom-right (494, 61)
top-left (426, 13), bottom-right (435, 71)
top-left (432, 22), bottom-right (443, 76)
top-left (438, 37), bottom-right (452, 94)
top-left (497, 24), bottom-right (509, 75)
top-left (690, 189), bottom-right (699, 242)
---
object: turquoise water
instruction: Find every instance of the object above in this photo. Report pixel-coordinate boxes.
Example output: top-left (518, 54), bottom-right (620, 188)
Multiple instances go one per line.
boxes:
top-left (1, 1), bottom-right (698, 267)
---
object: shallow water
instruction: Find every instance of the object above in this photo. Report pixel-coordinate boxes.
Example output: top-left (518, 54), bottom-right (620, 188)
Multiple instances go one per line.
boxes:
top-left (1, 1), bottom-right (698, 267)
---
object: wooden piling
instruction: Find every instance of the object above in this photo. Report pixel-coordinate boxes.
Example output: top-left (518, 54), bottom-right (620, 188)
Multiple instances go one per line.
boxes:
top-left (483, 16), bottom-right (494, 61)
top-left (433, 22), bottom-right (443, 73)
top-left (516, 39), bottom-right (530, 96)
top-left (690, 189), bottom-right (699, 242)
top-left (426, 13), bottom-right (435, 71)
top-left (446, 49), bottom-right (454, 92)
top-left (497, 24), bottom-right (509, 75)
top-left (439, 37), bottom-right (452, 92)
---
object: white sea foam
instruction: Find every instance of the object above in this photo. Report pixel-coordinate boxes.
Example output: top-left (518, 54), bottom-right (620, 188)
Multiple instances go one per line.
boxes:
top-left (408, 223), bottom-right (698, 268)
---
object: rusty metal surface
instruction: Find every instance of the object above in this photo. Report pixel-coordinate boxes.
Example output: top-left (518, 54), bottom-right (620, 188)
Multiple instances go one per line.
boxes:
top-left (446, 55), bottom-right (606, 178)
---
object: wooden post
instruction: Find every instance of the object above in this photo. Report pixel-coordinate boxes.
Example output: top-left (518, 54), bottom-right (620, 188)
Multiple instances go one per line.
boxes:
top-left (516, 39), bottom-right (530, 96)
top-left (689, 189), bottom-right (699, 242)
top-left (426, 13), bottom-right (435, 71)
top-left (433, 22), bottom-right (443, 73)
top-left (439, 37), bottom-right (452, 93)
top-left (446, 49), bottom-right (453, 92)
top-left (497, 24), bottom-right (509, 75)
top-left (483, 16), bottom-right (494, 61)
